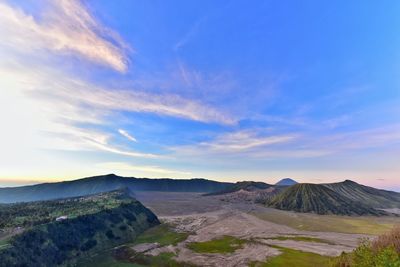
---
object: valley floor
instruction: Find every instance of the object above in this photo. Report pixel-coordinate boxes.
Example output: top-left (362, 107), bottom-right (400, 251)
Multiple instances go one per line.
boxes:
top-left (83, 192), bottom-right (400, 267)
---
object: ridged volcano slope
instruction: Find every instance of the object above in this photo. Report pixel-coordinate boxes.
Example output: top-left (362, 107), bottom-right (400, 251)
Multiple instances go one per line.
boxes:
top-left (267, 183), bottom-right (385, 216)
top-left (324, 180), bottom-right (400, 208)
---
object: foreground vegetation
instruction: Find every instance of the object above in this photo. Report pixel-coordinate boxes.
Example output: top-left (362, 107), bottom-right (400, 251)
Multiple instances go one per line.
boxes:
top-left (0, 189), bottom-right (160, 267)
top-left (331, 226), bottom-right (400, 267)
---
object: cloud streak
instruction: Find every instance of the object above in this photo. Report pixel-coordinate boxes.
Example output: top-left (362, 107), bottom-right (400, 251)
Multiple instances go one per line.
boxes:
top-left (0, 59), bottom-right (235, 162)
top-left (201, 130), bottom-right (296, 152)
top-left (68, 87), bottom-right (236, 125)
top-left (172, 130), bottom-right (297, 158)
top-left (118, 129), bottom-right (137, 142)
top-left (97, 162), bottom-right (191, 176)
top-left (0, 0), bottom-right (128, 72)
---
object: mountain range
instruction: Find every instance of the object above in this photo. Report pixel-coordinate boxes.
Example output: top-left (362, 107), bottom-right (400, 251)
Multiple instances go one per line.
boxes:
top-left (1, 175), bottom-right (399, 216)
top-left (0, 174), bottom-right (233, 203)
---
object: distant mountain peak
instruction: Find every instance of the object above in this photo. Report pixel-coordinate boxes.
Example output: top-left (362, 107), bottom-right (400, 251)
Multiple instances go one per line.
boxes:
top-left (104, 173), bottom-right (118, 178)
top-left (275, 178), bottom-right (298, 186)
top-left (343, 179), bottom-right (357, 184)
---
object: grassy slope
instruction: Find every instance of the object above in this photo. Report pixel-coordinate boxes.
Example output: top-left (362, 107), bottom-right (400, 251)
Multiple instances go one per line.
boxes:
top-left (133, 224), bottom-right (189, 246)
top-left (81, 250), bottom-right (187, 267)
top-left (187, 236), bottom-right (246, 253)
top-left (252, 208), bottom-right (398, 235)
top-left (250, 246), bottom-right (331, 267)
top-left (267, 183), bottom-right (384, 215)
top-left (267, 236), bottom-right (335, 245)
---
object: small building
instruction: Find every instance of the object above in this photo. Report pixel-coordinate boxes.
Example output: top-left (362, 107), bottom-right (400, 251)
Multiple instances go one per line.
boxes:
top-left (56, 216), bottom-right (68, 222)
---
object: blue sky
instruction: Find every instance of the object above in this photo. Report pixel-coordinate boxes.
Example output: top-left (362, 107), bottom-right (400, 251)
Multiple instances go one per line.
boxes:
top-left (0, 0), bottom-right (399, 190)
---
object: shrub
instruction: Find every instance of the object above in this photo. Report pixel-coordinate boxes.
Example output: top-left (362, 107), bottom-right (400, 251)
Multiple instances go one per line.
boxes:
top-left (372, 226), bottom-right (400, 254)
top-left (331, 226), bottom-right (400, 267)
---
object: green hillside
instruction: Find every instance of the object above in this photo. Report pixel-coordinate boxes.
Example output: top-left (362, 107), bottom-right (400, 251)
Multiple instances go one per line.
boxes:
top-left (324, 180), bottom-right (400, 208)
top-left (267, 183), bottom-right (386, 215)
top-left (0, 174), bottom-right (233, 203)
top-left (0, 189), bottom-right (159, 267)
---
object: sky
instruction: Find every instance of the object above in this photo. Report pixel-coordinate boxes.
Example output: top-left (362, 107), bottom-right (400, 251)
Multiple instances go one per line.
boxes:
top-left (0, 0), bottom-right (399, 190)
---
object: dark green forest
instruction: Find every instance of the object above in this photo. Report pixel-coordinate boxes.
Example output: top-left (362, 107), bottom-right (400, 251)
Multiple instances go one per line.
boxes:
top-left (0, 189), bottom-right (159, 267)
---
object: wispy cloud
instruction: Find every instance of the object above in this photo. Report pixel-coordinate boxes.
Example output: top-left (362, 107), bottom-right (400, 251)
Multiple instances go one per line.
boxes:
top-left (69, 87), bottom-right (236, 125)
top-left (312, 124), bottom-right (400, 151)
top-left (201, 130), bottom-right (296, 152)
top-left (0, 0), bottom-right (237, 169)
top-left (171, 123), bottom-right (400, 164)
top-left (172, 130), bottom-right (297, 158)
top-left (88, 141), bottom-right (159, 158)
top-left (118, 129), bottom-right (137, 142)
top-left (97, 162), bottom-right (191, 176)
top-left (40, 124), bottom-right (160, 158)
top-left (174, 17), bottom-right (206, 51)
top-left (0, 0), bottom-right (129, 72)
top-left (0, 59), bottom-right (235, 162)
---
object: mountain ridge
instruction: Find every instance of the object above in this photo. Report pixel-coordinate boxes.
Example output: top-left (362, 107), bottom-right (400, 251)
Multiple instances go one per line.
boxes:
top-left (0, 174), bottom-right (233, 203)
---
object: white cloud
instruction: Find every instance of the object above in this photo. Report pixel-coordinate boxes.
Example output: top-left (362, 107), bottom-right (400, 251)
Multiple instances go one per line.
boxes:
top-left (199, 130), bottom-right (296, 152)
top-left (97, 162), bottom-right (191, 176)
top-left (88, 141), bottom-right (159, 159)
top-left (171, 130), bottom-right (297, 160)
top-left (0, 1), bottom-right (237, 181)
top-left (170, 124), bottom-right (400, 162)
top-left (68, 86), bottom-right (236, 125)
top-left (4, 62), bottom-right (235, 125)
top-left (118, 129), bottom-right (137, 142)
top-left (45, 125), bottom-right (160, 158)
top-left (0, 0), bottom-right (128, 72)
top-left (0, 60), bottom-right (235, 163)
